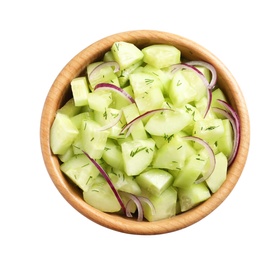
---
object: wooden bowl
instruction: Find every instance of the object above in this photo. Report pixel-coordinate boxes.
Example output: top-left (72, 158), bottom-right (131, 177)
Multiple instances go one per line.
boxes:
top-left (40, 30), bottom-right (250, 235)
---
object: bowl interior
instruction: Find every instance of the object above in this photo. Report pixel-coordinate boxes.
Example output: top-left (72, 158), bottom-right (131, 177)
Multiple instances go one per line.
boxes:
top-left (40, 30), bottom-right (250, 235)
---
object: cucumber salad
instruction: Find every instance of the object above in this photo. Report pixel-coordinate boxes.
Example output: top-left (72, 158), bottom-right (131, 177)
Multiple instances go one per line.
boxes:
top-left (50, 42), bottom-right (240, 222)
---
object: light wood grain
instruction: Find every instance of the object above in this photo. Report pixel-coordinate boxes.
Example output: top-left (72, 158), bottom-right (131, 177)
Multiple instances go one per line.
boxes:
top-left (40, 30), bottom-right (250, 235)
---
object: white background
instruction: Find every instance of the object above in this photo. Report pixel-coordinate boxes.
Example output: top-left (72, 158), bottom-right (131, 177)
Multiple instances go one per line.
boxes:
top-left (1, 0), bottom-right (277, 259)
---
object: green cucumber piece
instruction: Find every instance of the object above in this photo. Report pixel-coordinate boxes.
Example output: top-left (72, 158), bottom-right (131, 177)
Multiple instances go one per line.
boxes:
top-left (211, 88), bottom-right (228, 110)
top-left (135, 86), bottom-right (165, 114)
top-left (88, 90), bottom-right (112, 113)
top-left (216, 119), bottom-right (233, 157)
top-left (142, 44), bottom-right (181, 69)
top-left (206, 152), bottom-right (227, 193)
top-left (83, 176), bottom-right (121, 212)
top-left (111, 42), bottom-right (144, 70)
top-left (87, 61), bottom-right (119, 89)
top-left (136, 169), bottom-right (173, 196)
top-left (193, 118), bottom-right (225, 144)
top-left (173, 153), bottom-right (208, 188)
top-left (70, 111), bottom-right (94, 130)
top-left (142, 64), bottom-right (171, 94)
top-left (70, 77), bottom-right (90, 106)
top-left (121, 138), bottom-right (155, 176)
top-left (57, 98), bottom-right (82, 117)
top-left (109, 169), bottom-right (141, 195)
top-left (169, 70), bottom-right (197, 107)
top-left (58, 146), bottom-right (74, 163)
top-left (94, 108), bottom-right (125, 138)
top-left (80, 119), bottom-right (109, 159)
top-left (129, 71), bottom-right (163, 96)
top-left (182, 66), bottom-right (211, 102)
top-left (152, 135), bottom-right (191, 170)
top-left (60, 154), bottom-right (100, 192)
top-left (102, 139), bottom-right (124, 171)
top-left (122, 103), bottom-right (148, 140)
top-left (142, 186), bottom-right (177, 221)
top-left (145, 107), bottom-right (192, 136)
top-left (50, 113), bottom-right (79, 155)
top-left (178, 182), bottom-right (211, 212)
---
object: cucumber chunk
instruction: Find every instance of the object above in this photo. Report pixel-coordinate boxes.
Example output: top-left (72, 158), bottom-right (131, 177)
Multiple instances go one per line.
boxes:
top-left (83, 176), bottom-right (121, 212)
top-left (216, 119), bottom-right (233, 157)
top-left (60, 154), bottom-right (99, 192)
top-left (80, 119), bottom-right (109, 159)
top-left (178, 182), bottom-right (211, 212)
top-left (145, 108), bottom-right (192, 136)
top-left (142, 186), bottom-right (177, 221)
top-left (173, 153), bottom-right (208, 188)
top-left (121, 138), bottom-right (155, 176)
top-left (57, 98), bottom-right (82, 117)
top-left (88, 90), bottom-right (112, 112)
top-left (182, 66), bottom-right (210, 102)
top-left (206, 152), bottom-right (227, 193)
top-left (136, 169), bottom-right (173, 196)
top-left (50, 113), bottom-right (79, 155)
top-left (122, 103), bottom-right (148, 140)
top-left (169, 70), bottom-right (197, 107)
top-left (193, 118), bottom-right (225, 144)
top-left (71, 77), bottom-right (90, 106)
top-left (87, 62), bottom-right (119, 89)
top-left (142, 44), bottom-right (181, 69)
top-left (111, 42), bottom-right (144, 70)
top-left (102, 139), bottom-right (124, 171)
top-left (152, 135), bottom-right (190, 170)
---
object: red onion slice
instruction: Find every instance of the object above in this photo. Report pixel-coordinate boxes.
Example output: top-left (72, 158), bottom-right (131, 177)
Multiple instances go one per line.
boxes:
top-left (82, 151), bottom-right (126, 214)
top-left (182, 136), bottom-right (216, 184)
top-left (213, 99), bottom-right (240, 165)
top-left (185, 61), bottom-right (217, 89)
top-left (94, 83), bottom-right (135, 104)
top-left (122, 192), bottom-right (144, 221)
top-left (137, 196), bottom-right (156, 215)
top-left (88, 61), bottom-right (120, 81)
top-left (121, 191), bottom-right (156, 221)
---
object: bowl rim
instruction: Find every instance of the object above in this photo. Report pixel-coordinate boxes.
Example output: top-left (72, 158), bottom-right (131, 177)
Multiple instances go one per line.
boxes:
top-left (40, 29), bottom-right (250, 235)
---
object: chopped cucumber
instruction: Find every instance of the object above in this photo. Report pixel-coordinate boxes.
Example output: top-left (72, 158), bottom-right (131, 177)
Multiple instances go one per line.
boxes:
top-left (142, 44), bottom-right (181, 69)
top-left (57, 98), bottom-right (82, 117)
top-left (111, 42), bottom-right (144, 70)
top-left (50, 42), bottom-right (236, 222)
top-left (122, 103), bottom-right (148, 140)
top-left (71, 77), bottom-right (90, 106)
top-left (121, 138), bottom-right (155, 176)
top-left (142, 186), bottom-right (177, 222)
top-left (193, 118), bottom-right (225, 144)
top-left (88, 90), bottom-right (112, 112)
top-left (169, 70), bottom-right (197, 107)
top-left (83, 176), bottom-right (121, 212)
top-left (206, 152), bottom-right (228, 193)
top-left (173, 153), bottom-right (208, 188)
top-left (145, 107), bottom-right (192, 136)
top-left (50, 113), bottom-right (79, 155)
top-left (152, 135), bottom-right (189, 170)
top-left (178, 182), bottom-right (211, 212)
top-left (87, 62), bottom-right (119, 89)
top-left (136, 169), bottom-right (173, 196)
top-left (80, 119), bottom-right (109, 159)
top-left (60, 154), bottom-right (99, 192)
